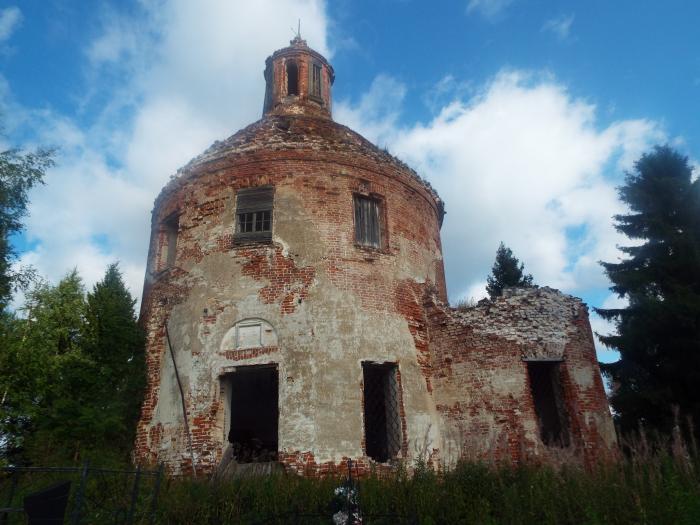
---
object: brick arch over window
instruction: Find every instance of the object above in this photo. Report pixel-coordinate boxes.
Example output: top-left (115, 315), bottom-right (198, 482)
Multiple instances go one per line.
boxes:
top-left (220, 318), bottom-right (278, 351)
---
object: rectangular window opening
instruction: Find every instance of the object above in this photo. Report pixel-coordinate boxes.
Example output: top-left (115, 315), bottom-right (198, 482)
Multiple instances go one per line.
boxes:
top-left (311, 63), bottom-right (322, 99)
top-left (160, 214), bottom-right (179, 270)
top-left (362, 362), bottom-right (402, 462)
top-left (354, 194), bottom-right (384, 249)
top-left (235, 186), bottom-right (274, 244)
top-left (527, 361), bottom-right (570, 447)
top-left (224, 365), bottom-right (279, 463)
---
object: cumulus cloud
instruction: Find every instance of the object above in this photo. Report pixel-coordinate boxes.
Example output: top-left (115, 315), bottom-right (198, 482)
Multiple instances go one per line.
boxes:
top-left (335, 70), bottom-right (664, 307)
top-left (0, 6), bottom-right (22, 42)
top-left (10, 0), bottom-right (329, 300)
top-left (542, 14), bottom-right (575, 41)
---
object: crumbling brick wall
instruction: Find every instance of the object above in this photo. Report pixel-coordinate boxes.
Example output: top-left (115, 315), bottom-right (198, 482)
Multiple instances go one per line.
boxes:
top-left (134, 39), bottom-right (615, 477)
top-left (426, 287), bottom-right (616, 467)
top-left (134, 111), bottom-right (447, 475)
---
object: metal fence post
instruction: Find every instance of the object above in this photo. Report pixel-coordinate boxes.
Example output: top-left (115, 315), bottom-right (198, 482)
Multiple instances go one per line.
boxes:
top-left (126, 465), bottom-right (142, 525)
top-left (70, 461), bottom-right (90, 525)
top-left (148, 464), bottom-right (164, 525)
top-left (0, 470), bottom-right (19, 525)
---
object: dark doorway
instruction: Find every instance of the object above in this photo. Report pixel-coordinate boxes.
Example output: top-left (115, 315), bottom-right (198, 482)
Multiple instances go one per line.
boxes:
top-left (526, 361), bottom-right (570, 447)
top-left (286, 61), bottom-right (299, 95)
top-left (362, 362), bottom-right (402, 462)
top-left (227, 366), bottom-right (278, 462)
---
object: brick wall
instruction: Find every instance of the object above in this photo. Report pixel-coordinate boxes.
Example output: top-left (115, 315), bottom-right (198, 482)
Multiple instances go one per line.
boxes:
top-left (426, 287), bottom-right (616, 466)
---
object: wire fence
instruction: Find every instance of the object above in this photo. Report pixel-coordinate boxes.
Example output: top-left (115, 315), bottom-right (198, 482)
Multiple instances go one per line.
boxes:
top-left (0, 463), bottom-right (162, 525)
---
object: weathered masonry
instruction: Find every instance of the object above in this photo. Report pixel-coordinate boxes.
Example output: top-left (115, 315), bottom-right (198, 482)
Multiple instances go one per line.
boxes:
top-left (135, 37), bottom-right (616, 476)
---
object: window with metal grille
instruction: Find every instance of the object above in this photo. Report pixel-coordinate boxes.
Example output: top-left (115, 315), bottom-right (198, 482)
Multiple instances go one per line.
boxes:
top-left (235, 186), bottom-right (273, 244)
top-left (362, 362), bottom-right (402, 462)
top-left (310, 62), bottom-right (322, 99)
top-left (354, 194), bottom-right (384, 249)
top-left (526, 361), bottom-right (570, 447)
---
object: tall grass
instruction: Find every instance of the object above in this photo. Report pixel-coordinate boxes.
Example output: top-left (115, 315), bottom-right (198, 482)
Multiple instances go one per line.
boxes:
top-left (155, 441), bottom-right (700, 524)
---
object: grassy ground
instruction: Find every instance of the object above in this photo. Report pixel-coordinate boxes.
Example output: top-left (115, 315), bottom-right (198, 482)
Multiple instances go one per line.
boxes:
top-left (155, 449), bottom-right (700, 524)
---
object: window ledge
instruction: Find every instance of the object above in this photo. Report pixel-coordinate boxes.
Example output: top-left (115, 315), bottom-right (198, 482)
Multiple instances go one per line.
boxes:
top-left (233, 233), bottom-right (273, 246)
top-left (354, 243), bottom-right (391, 257)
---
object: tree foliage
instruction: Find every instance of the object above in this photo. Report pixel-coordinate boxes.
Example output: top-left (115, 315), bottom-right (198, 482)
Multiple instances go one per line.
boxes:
top-left (0, 265), bottom-right (145, 464)
top-left (485, 242), bottom-right (534, 299)
top-left (596, 145), bottom-right (700, 435)
top-left (0, 146), bottom-right (53, 312)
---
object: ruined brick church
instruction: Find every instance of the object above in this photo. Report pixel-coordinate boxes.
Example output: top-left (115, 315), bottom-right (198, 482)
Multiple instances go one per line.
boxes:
top-left (134, 37), bottom-right (615, 475)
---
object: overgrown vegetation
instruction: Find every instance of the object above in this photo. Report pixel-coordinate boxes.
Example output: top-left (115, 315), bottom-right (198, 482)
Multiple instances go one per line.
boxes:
top-left (152, 444), bottom-right (700, 524)
top-left (0, 265), bottom-right (145, 466)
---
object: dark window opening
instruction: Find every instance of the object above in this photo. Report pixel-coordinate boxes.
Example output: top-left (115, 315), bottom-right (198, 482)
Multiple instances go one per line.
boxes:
top-left (354, 194), bottom-right (384, 249)
top-left (310, 63), bottom-right (322, 99)
top-left (160, 214), bottom-right (179, 270)
top-left (286, 61), bottom-right (299, 95)
top-left (226, 366), bottom-right (278, 463)
top-left (362, 362), bottom-right (402, 462)
top-left (527, 361), bottom-right (570, 447)
top-left (235, 186), bottom-right (273, 244)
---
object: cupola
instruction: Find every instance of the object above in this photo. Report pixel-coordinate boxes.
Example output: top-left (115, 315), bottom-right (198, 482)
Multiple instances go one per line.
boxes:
top-left (262, 36), bottom-right (335, 119)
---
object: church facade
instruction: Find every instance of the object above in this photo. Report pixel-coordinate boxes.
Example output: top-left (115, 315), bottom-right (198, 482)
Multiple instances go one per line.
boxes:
top-left (134, 38), bottom-right (616, 476)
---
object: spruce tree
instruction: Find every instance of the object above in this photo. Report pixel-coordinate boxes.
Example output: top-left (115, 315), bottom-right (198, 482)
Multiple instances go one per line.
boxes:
top-left (596, 145), bottom-right (700, 435)
top-left (83, 263), bottom-right (145, 456)
top-left (486, 242), bottom-right (534, 299)
top-left (0, 266), bottom-right (145, 464)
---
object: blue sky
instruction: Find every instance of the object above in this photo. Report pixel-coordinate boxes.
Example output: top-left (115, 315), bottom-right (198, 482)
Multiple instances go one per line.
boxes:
top-left (2, 0), bottom-right (699, 363)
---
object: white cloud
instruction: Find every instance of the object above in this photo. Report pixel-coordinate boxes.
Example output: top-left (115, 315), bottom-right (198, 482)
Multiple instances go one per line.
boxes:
top-left (7, 0), bottom-right (330, 302)
top-left (466, 0), bottom-right (514, 20)
top-left (0, 7), bottom-right (21, 42)
top-left (335, 70), bottom-right (665, 305)
top-left (542, 14), bottom-right (575, 41)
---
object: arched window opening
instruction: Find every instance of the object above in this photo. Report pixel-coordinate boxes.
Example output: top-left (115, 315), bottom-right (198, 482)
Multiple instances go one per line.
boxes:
top-left (286, 61), bottom-right (299, 95)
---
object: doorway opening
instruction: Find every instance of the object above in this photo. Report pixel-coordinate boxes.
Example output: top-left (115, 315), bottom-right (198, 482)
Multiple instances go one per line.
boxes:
top-left (225, 365), bottom-right (278, 462)
top-left (362, 362), bottom-right (402, 462)
top-left (526, 361), bottom-right (570, 447)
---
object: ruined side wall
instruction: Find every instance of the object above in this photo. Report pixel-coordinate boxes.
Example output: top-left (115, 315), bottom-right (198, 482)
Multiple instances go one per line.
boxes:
top-left (135, 149), bottom-right (446, 475)
top-left (428, 287), bottom-right (616, 467)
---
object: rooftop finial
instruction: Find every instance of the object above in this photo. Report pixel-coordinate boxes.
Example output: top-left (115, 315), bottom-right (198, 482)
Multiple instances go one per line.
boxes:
top-left (290, 18), bottom-right (306, 46)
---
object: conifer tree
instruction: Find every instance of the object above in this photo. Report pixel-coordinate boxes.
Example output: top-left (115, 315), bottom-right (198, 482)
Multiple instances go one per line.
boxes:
top-left (596, 145), bottom-right (700, 435)
top-left (486, 242), bottom-right (534, 299)
top-left (83, 263), bottom-right (145, 456)
top-left (0, 266), bottom-right (145, 463)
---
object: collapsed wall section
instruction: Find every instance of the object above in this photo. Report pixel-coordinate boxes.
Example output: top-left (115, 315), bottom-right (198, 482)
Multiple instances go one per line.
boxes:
top-left (427, 287), bottom-right (616, 466)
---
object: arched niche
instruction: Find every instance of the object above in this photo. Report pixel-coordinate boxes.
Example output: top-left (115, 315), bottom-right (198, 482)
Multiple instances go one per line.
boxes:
top-left (220, 318), bottom-right (278, 351)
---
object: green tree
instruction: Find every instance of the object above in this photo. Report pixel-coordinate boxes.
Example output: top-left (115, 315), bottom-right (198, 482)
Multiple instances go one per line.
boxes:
top-left (0, 266), bottom-right (145, 464)
top-left (0, 146), bottom-right (53, 312)
top-left (596, 145), bottom-right (700, 435)
top-left (82, 263), bottom-right (145, 457)
top-left (485, 242), bottom-right (534, 299)
top-left (1, 270), bottom-right (88, 462)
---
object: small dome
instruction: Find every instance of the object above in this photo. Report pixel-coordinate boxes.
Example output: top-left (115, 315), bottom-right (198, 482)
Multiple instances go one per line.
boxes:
top-left (262, 38), bottom-right (335, 119)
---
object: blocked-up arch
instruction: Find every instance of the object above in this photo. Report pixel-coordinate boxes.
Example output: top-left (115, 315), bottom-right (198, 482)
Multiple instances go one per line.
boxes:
top-left (220, 318), bottom-right (277, 351)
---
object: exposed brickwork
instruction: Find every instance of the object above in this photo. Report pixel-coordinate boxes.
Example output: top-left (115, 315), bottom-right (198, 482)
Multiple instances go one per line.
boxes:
top-left (426, 287), bottom-right (616, 466)
top-left (134, 40), bottom-right (615, 476)
top-left (239, 246), bottom-right (315, 314)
